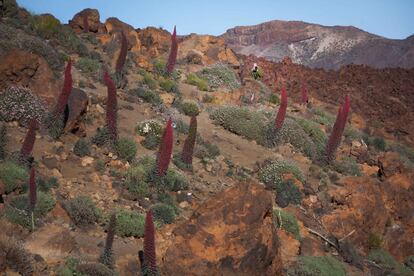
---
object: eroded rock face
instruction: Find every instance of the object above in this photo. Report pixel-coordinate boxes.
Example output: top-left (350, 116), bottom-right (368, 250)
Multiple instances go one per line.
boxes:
top-left (161, 182), bottom-right (282, 276)
top-left (69, 8), bottom-right (106, 34)
top-left (0, 50), bottom-right (60, 106)
top-left (64, 88), bottom-right (88, 135)
top-left (322, 177), bottom-right (389, 254)
top-left (178, 34), bottom-right (240, 67)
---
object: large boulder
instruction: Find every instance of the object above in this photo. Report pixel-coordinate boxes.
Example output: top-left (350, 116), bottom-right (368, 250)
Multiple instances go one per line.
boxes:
top-left (104, 17), bottom-right (141, 52)
top-left (64, 88), bottom-right (88, 135)
top-left (0, 50), bottom-right (60, 106)
top-left (161, 182), bottom-right (282, 275)
top-left (68, 8), bottom-right (106, 34)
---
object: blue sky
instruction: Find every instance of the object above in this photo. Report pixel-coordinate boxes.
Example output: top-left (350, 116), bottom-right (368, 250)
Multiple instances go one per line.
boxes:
top-left (16, 0), bottom-right (414, 39)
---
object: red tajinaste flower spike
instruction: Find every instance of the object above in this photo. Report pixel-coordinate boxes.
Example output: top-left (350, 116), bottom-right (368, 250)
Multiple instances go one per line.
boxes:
top-left (28, 167), bottom-right (36, 210)
top-left (274, 88), bottom-right (288, 131)
top-left (166, 26), bottom-right (178, 74)
top-left (156, 118), bottom-right (173, 176)
top-left (115, 32), bottom-right (128, 74)
top-left (56, 60), bottom-right (73, 114)
top-left (301, 85), bottom-right (308, 104)
top-left (144, 210), bottom-right (157, 274)
top-left (20, 119), bottom-right (37, 163)
top-left (181, 116), bottom-right (197, 165)
top-left (339, 94), bottom-right (350, 133)
top-left (103, 71), bottom-right (118, 143)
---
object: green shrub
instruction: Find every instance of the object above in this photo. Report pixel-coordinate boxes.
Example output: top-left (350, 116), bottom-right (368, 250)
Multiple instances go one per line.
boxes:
top-left (371, 136), bottom-right (387, 151)
top-left (181, 101), bottom-right (200, 116)
top-left (259, 160), bottom-right (304, 190)
top-left (135, 120), bottom-right (163, 137)
top-left (311, 107), bottom-right (335, 126)
top-left (294, 117), bottom-right (327, 155)
top-left (202, 94), bottom-right (214, 103)
top-left (115, 137), bottom-right (137, 162)
top-left (274, 209), bottom-right (300, 240)
top-left (0, 86), bottom-right (47, 126)
top-left (75, 57), bottom-right (100, 76)
top-left (125, 165), bottom-right (150, 199)
top-left (290, 256), bottom-right (347, 276)
top-left (175, 119), bottom-right (189, 134)
top-left (141, 133), bottom-right (161, 150)
top-left (36, 176), bottom-right (59, 192)
top-left (141, 71), bottom-right (157, 89)
top-left (131, 87), bottom-right (162, 105)
top-left (5, 191), bottom-right (55, 229)
top-left (112, 209), bottom-right (145, 237)
top-left (28, 14), bottom-right (61, 40)
top-left (73, 138), bottom-right (91, 157)
top-left (194, 139), bottom-right (220, 159)
top-left (269, 94), bottom-right (280, 105)
top-left (91, 127), bottom-right (111, 147)
top-left (65, 196), bottom-right (101, 226)
top-left (274, 179), bottom-right (302, 207)
top-left (156, 169), bottom-right (188, 192)
top-left (77, 262), bottom-right (115, 276)
top-left (368, 232), bottom-right (384, 250)
top-left (368, 249), bottom-right (413, 275)
top-left (186, 73), bottom-right (208, 91)
top-left (0, 161), bottom-right (28, 193)
top-left (151, 203), bottom-right (176, 224)
top-left (197, 63), bottom-right (240, 90)
top-left (153, 59), bottom-right (167, 76)
top-left (333, 157), bottom-right (362, 176)
top-left (159, 78), bottom-right (176, 92)
top-left (0, 234), bottom-right (34, 276)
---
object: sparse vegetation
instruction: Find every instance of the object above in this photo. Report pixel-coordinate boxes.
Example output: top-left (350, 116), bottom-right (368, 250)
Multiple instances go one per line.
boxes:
top-left (75, 57), bottom-right (100, 76)
top-left (111, 209), bottom-right (145, 237)
top-left (196, 63), bottom-right (241, 90)
top-left (159, 78), bottom-right (176, 92)
top-left (186, 73), bottom-right (208, 91)
top-left (73, 138), bottom-right (91, 157)
top-left (333, 157), bottom-right (362, 176)
top-left (131, 87), bottom-right (162, 105)
top-left (259, 160), bottom-right (304, 190)
top-left (274, 209), bottom-right (301, 240)
top-left (115, 137), bottom-right (137, 162)
top-left (0, 234), bottom-right (34, 275)
top-left (0, 161), bottom-right (28, 193)
top-left (65, 196), bottom-right (101, 226)
top-left (151, 203), bottom-right (176, 224)
top-left (181, 101), bottom-right (200, 117)
top-left (290, 256), bottom-right (347, 276)
top-left (368, 249), bottom-right (413, 275)
top-left (274, 179), bottom-right (303, 207)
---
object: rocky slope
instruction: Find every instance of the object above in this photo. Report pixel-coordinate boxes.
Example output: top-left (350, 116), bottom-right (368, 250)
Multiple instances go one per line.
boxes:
top-left (222, 20), bottom-right (414, 69)
top-left (0, 2), bottom-right (414, 275)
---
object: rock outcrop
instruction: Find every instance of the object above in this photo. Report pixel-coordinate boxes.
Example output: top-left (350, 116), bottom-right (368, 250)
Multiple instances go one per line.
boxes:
top-left (161, 182), bottom-right (283, 275)
top-left (0, 50), bottom-right (60, 106)
top-left (64, 88), bottom-right (88, 135)
top-left (69, 8), bottom-right (106, 34)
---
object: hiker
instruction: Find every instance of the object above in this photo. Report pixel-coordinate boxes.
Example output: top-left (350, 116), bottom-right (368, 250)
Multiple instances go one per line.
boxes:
top-left (251, 63), bottom-right (262, 80)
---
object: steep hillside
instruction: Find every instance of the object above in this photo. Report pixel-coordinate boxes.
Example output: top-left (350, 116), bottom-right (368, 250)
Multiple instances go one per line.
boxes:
top-left (222, 20), bottom-right (414, 69)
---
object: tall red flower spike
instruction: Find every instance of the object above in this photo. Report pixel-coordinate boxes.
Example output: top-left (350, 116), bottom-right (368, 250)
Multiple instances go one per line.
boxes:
top-left (56, 60), bottom-right (73, 114)
top-left (20, 119), bottom-right (37, 163)
top-left (274, 88), bottom-right (288, 131)
top-left (156, 118), bottom-right (173, 176)
top-left (144, 210), bottom-right (157, 274)
top-left (325, 95), bottom-right (350, 162)
top-left (181, 116), bottom-right (197, 165)
top-left (301, 85), bottom-right (308, 104)
top-left (103, 71), bottom-right (118, 143)
top-left (28, 167), bottom-right (36, 210)
top-left (166, 26), bottom-right (178, 74)
top-left (115, 31), bottom-right (128, 74)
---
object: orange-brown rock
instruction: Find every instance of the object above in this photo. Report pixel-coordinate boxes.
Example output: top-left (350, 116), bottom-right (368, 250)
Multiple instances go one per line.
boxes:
top-left (69, 8), bottom-right (106, 34)
top-left (378, 151), bottom-right (404, 179)
top-left (277, 230), bottom-right (300, 266)
top-left (178, 34), bottom-right (240, 67)
top-left (321, 177), bottom-right (389, 254)
top-left (0, 180), bottom-right (4, 195)
top-left (0, 50), bottom-right (60, 106)
top-left (104, 17), bottom-right (141, 52)
top-left (161, 182), bottom-right (282, 275)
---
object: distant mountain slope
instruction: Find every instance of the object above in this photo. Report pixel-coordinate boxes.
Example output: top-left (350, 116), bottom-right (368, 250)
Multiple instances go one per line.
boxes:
top-left (221, 20), bottom-right (414, 69)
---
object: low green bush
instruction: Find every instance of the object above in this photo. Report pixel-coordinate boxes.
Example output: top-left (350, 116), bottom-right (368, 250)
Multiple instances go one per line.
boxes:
top-left (115, 137), bottom-right (137, 162)
top-left (65, 196), bottom-right (101, 226)
top-left (181, 101), bottom-right (200, 116)
top-left (333, 157), bottom-right (362, 176)
top-left (274, 179), bottom-right (302, 207)
top-left (269, 94), bottom-right (280, 105)
top-left (294, 117), bottom-right (327, 156)
top-left (112, 209), bottom-right (145, 237)
top-left (0, 161), bottom-right (28, 193)
top-left (194, 139), bottom-right (220, 159)
top-left (186, 73), bottom-right (208, 91)
top-left (75, 57), bottom-right (100, 76)
top-left (368, 249), bottom-right (413, 275)
top-left (141, 71), bottom-right (157, 89)
top-left (151, 203), bottom-right (176, 224)
top-left (196, 63), bottom-right (240, 90)
top-left (135, 120), bottom-right (163, 150)
top-left (91, 127), bottom-right (111, 147)
top-left (131, 87), bottom-right (162, 105)
top-left (259, 160), bottom-right (304, 190)
top-left (202, 94), bottom-right (214, 103)
top-left (124, 165), bottom-right (150, 199)
top-left (159, 78), bottom-right (176, 92)
top-left (274, 209), bottom-right (301, 240)
top-left (290, 256), bottom-right (347, 276)
top-left (73, 138), bottom-right (91, 157)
